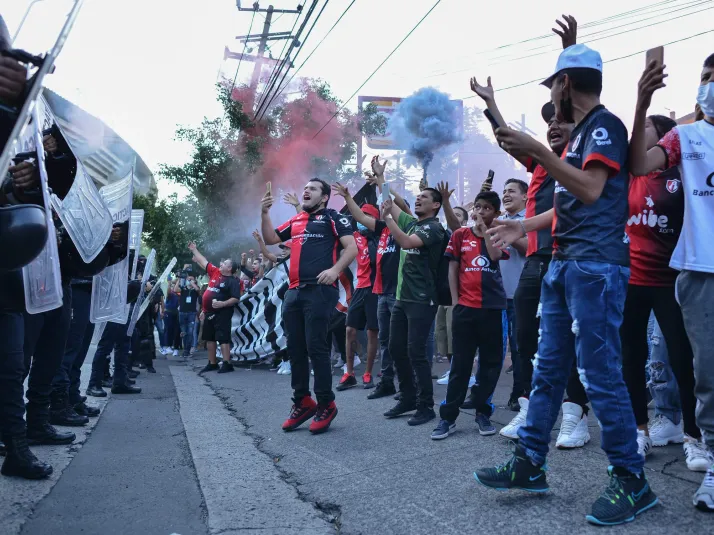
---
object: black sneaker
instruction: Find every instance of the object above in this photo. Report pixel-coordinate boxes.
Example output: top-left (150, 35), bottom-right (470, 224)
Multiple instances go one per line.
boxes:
top-left (507, 396), bottom-right (520, 412)
top-left (431, 419), bottom-right (456, 440)
top-left (199, 363), bottom-right (219, 374)
top-left (384, 400), bottom-right (417, 419)
top-left (86, 385), bottom-right (107, 398)
top-left (367, 381), bottom-right (396, 400)
top-left (146, 366), bottom-right (156, 374)
top-left (475, 413), bottom-right (497, 436)
top-left (218, 361), bottom-right (234, 374)
top-left (336, 373), bottom-right (357, 391)
top-left (585, 466), bottom-right (658, 526)
top-left (101, 379), bottom-right (113, 388)
top-left (474, 444), bottom-right (549, 493)
top-left (408, 407), bottom-right (436, 426)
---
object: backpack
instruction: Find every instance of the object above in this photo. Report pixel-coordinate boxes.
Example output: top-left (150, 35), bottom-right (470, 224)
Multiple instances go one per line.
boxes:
top-left (434, 230), bottom-right (452, 306)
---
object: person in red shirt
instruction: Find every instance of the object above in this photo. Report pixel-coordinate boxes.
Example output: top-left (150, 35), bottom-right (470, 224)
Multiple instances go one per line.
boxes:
top-left (621, 109), bottom-right (701, 460)
top-left (431, 191), bottom-right (508, 440)
top-left (188, 243), bottom-right (242, 374)
top-left (260, 178), bottom-right (357, 435)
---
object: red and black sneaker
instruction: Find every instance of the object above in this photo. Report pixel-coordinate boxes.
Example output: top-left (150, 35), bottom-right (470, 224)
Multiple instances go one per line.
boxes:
top-left (309, 401), bottom-right (338, 434)
top-left (281, 396), bottom-right (317, 432)
top-left (335, 373), bottom-right (357, 391)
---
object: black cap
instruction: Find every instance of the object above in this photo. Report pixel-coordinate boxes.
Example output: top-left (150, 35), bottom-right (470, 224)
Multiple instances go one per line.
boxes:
top-left (541, 102), bottom-right (555, 124)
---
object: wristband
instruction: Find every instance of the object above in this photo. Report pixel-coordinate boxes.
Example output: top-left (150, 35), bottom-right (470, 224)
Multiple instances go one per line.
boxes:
top-left (519, 220), bottom-right (527, 238)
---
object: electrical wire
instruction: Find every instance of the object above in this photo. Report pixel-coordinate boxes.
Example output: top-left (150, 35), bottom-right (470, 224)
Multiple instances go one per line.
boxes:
top-left (255, 0), bottom-right (334, 122)
top-left (311, 0), bottom-right (443, 140)
top-left (262, 0), bottom-right (357, 116)
top-left (458, 28), bottom-right (714, 98)
top-left (229, 8), bottom-right (256, 97)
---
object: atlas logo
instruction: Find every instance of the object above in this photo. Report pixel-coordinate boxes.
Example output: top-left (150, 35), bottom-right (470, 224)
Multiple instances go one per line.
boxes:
top-left (666, 179), bottom-right (680, 193)
top-left (592, 128), bottom-right (612, 146)
top-left (693, 172), bottom-right (714, 196)
top-left (566, 134), bottom-right (582, 159)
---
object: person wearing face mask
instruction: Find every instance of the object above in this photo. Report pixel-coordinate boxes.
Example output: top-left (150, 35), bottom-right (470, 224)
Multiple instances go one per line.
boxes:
top-left (629, 52), bottom-right (714, 513)
top-left (327, 192), bottom-right (380, 391)
top-left (476, 18), bottom-right (657, 525)
top-left (260, 179), bottom-right (357, 435)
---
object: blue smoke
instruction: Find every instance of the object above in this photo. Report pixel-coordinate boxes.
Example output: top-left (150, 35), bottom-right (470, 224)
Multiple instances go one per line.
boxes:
top-left (388, 87), bottom-right (462, 177)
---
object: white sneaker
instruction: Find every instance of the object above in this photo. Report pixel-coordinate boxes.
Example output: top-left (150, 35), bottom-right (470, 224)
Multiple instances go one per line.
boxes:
top-left (693, 466), bottom-right (714, 511)
top-left (637, 429), bottom-right (653, 458)
top-left (172, 349), bottom-right (178, 357)
top-left (282, 361), bottom-right (291, 375)
top-left (500, 397), bottom-right (528, 439)
top-left (468, 374), bottom-right (476, 388)
top-left (353, 355), bottom-right (361, 368)
top-left (649, 414), bottom-right (684, 446)
top-left (556, 402), bottom-right (591, 449)
top-left (160, 347), bottom-right (169, 355)
top-left (333, 358), bottom-right (345, 369)
top-left (437, 371), bottom-right (450, 385)
top-left (190, 347), bottom-right (196, 355)
top-left (684, 435), bottom-right (714, 472)
top-left (277, 361), bottom-right (286, 374)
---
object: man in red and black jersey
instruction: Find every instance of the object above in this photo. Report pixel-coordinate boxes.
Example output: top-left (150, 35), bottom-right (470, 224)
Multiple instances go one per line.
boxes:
top-left (432, 191), bottom-right (508, 440)
top-left (260, 178), bottom-right (357, 435)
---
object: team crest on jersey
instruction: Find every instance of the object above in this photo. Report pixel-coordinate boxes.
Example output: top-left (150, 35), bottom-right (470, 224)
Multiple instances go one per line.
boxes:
top-left (666, 179), bottom-right (681, 193)
top-left (571, 133), bottom-right (582, 152)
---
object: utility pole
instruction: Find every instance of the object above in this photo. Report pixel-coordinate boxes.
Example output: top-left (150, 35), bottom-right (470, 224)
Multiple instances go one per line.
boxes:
top-left (250, 6), bottom-right (274, 92)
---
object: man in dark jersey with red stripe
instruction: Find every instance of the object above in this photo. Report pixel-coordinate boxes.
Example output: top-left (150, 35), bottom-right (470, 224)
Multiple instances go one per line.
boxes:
top-left (260, 178), bottom-right (357, 434)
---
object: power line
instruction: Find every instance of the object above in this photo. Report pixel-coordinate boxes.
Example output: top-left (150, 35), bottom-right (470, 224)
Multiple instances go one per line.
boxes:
top-left (266, 0), bottom-right (357, 111)
top-left (459, 28), bottom-right (714, 99)
top-left (255, 0), bottom-right (335, 122)
top-left (229, 9), bottom-right (256, 98)
top-left (312, 0), bottom-right (443, 140)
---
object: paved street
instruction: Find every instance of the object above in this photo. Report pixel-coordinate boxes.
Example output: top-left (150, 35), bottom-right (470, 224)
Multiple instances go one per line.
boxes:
top-left (1, 346), bottom-right (708, 535)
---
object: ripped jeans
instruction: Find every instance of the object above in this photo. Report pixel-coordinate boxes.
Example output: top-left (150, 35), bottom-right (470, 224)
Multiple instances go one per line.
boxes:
top-left (648, 315), bottom-right (682, 425)
top-left (517, 259), bottom-right (643, 474)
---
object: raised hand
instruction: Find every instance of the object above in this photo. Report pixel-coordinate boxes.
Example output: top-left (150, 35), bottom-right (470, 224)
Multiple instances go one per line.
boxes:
top-left (636, 60), bottom-right (668, 112)
top-left (380, 198), bottom-right (394, 219)
top-left (371, 155), bottom-right (388, 178)
top-left (469, 76), bottom-right (495, 103)
top-left (331, 182), bottom-right (350, 198)
top-left (436, 181), bottom-right (454, 202)
top-left (261, 191), bottom-right (274, 214)
top-left (553, 15), bottom-right (577, 49)
top-left (282, 192), bottom-right (299, 207)
top-left (252, 230), bottom-right (263, 243)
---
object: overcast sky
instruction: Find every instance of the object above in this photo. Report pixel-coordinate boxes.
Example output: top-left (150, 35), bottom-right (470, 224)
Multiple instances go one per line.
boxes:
top-left (4, 0), bottom-right (712, 196)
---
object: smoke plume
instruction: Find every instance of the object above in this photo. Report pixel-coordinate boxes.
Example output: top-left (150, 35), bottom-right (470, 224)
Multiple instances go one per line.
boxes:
top-left (388, 87), bottom-right (462, 178)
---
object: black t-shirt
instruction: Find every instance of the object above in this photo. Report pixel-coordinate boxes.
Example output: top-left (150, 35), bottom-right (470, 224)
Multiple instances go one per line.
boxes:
top-left (275, 208), bottom-right (353, 288)
top-left (396, 213), bottom-right (446, 304)
top-left (553, 105), bottom-right (630, 266)
top-left (179, 286), bottom-right (200, 313)
top-left (372, 219), bottom-right (400, 295)
top-left (202, 263), bottom-right (242, 312)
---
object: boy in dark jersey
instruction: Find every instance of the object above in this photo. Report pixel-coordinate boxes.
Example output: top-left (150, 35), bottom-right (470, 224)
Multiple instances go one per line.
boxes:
top-left (475, 38), bottom-right (658, 526)
top-left (431, 191), bottom-right (507, 440)
top-left (260, 179), bottom-right (357, 434)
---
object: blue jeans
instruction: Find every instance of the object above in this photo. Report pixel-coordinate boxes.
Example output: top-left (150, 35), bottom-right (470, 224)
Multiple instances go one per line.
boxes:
top-left (377, 294), bottom-right (396, 382)
top-left (648, 318), bottom-right (682, 425)
top-left (518, 259), bottom-right (643, 474)
top-left (179, 312), bottom-right (196, 355)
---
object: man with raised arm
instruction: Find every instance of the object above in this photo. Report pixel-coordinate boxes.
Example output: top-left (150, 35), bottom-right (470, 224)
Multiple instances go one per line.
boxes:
top-left (260, 178), bottom-right (357, 435)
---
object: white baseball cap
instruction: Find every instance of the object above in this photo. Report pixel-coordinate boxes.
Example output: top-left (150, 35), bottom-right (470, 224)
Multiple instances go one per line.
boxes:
top-left (542, 44), bottom-right (603, 88)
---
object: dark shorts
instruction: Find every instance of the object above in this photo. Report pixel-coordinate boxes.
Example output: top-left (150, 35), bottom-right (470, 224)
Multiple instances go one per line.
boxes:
top-left (202, 310), bottom-right (233, 344)
top-left (346, 287), bottom-right (378, 330)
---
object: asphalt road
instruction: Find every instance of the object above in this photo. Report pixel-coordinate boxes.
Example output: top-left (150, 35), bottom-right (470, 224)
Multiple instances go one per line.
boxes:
top-left (2, 347), bottom-right (708, 535)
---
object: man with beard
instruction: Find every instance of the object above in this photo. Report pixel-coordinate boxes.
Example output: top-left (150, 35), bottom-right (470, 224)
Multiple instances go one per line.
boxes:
top-left (261, 179), bottom-right (357, 434)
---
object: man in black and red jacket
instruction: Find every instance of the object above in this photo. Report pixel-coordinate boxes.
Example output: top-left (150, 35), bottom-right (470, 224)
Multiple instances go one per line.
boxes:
top-left (260, 178), bottom-right (357, 434)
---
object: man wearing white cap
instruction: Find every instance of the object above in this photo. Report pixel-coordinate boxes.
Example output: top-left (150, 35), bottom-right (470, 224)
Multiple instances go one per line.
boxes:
top-left (473, 16), bottom-right (657, 527)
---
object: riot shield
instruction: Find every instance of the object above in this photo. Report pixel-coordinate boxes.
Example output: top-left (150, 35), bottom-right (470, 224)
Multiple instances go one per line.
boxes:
top-left (134, 257), bottom-right (177, 329)
top-left (22, 107), bottom-right (63, 314)
top-left (129, 209), bottom-right (144, 280)
top-left (125, 249), bottom-right (156, 335)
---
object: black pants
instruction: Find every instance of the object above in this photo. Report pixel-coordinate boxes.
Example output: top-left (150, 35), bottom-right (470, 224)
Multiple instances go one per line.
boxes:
top-left (283, 285), bottom-right (338, 405)
top-left (440, 306), bottom-right (503, 421)
top-left (0, 312), bottom-right (27, 437)
top-left (90, 320), bottom-right (131, 388)
top-left (389, 300), bottom-right (438, 410)
top-left (23, 284), bottom-right (72, 423)
top-left (514, 256), bottom-right (588, 409)
top-left (327, 309), bottom-right (347, 362)
top-left (621, 284), bottom-right (699, 438)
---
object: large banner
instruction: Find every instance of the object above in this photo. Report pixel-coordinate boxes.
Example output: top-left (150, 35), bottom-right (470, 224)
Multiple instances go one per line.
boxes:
top-left (230, 259), bottom-right (355, 362)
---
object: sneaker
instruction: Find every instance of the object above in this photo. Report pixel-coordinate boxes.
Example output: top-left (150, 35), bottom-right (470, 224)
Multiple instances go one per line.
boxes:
top-left (505, 364), bottom-right (513, 374)
top-left (270, 362), bottom-right (280, 372)
top-left (281, 361), bottom-right (291, 375)
top-left (353, 355), bottom-right (361, 368)
top-left (146, 366), bottom-right (156, 373)
top-left (649, 414), bottom-right (684, 446)
top-left (190, 347), bottom-right (196, 355)
top-left (362, 372), bottom-right (374, 389)
top-left (500, 397), bottom-right (529, 440)
top-left (393, 392), bottom-right (402, 401)
top-left (683, 436), bottom-right (714, 472)
top-left (431, 419), bottom-right (456, 440)
top-left (507, 396), bottom-right (520, 412)
top-left (586, 466), bottom-right (658, 526)
top-left (199, 362), bottom-right (219, 374)
top-left (218, 361), bottom-right (234, 374)
top-left (282, 396), bottom-right (318, 431)
top-left (556, 402), bottom-right (591, 449)
top-left (468, 374), bottom-right (476, 388)
top-left (276, 361), bottom-right (286, 374)
top-left (407, 407), bottom-right (436, 426)
top-left (636, 429), bottom-right (653, 458)
top-left (475, 413), bottom-right (496, 436)
top-left (693, 466), bottom-right (714, 512)
top-left (336, 373), bottom-right (357, 391)
top-left (474, 444), bottom-right (548, 492)
top-left (333, 358), bottom-right (345, 369)
top-left (436, 371), bottom-right (450, 385)
top-left (367, 381), bottom-right (396, 400)
top-left (172, 349), bottom-right (179, 357)
top-left (309, 402), bottom-right (338, 434)
top-left (384, 400), bottom-right (416, 419)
